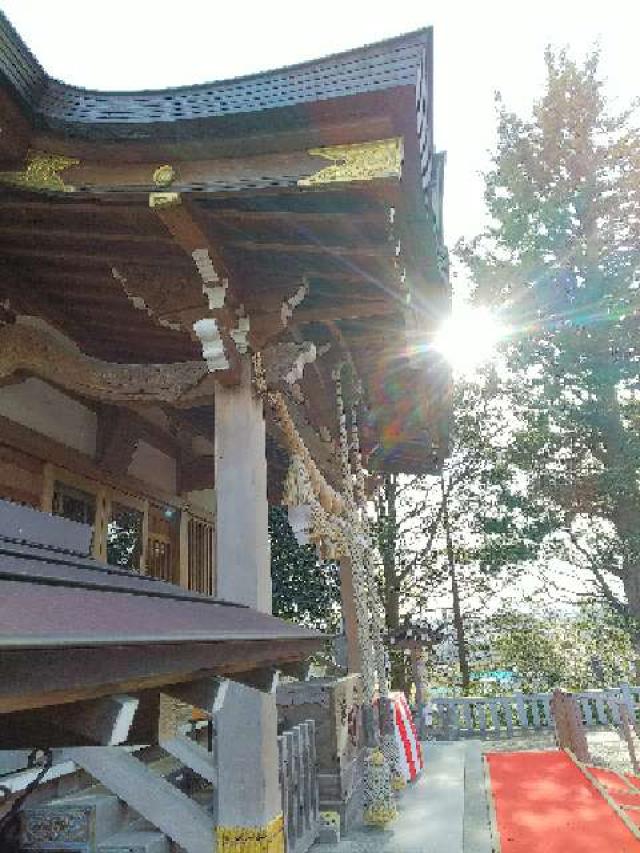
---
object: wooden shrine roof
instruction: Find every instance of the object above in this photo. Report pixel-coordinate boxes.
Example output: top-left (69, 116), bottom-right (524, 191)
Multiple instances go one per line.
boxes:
top-left (0, 14), bottom-right (451, 477)
top-left (1, 14), bottom-right (429, 143)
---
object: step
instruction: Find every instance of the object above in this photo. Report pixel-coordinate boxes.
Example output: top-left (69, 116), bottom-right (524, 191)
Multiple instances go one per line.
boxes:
top-left (66, 747), bottom-right (213, 853)
top-left (98, 829), bottom-right (170, 853)
top-left (21, 791), bottom-right (123, 851)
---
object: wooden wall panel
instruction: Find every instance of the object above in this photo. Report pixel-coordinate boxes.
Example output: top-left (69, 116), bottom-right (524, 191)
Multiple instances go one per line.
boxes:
top-left (0, 445), bottom-right (44, 508)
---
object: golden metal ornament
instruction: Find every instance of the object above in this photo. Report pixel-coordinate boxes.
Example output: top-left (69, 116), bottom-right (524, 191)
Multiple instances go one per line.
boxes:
top-left (298, 138), bottom-right (403, 187)
top-left (216, 814), bottom-right (285, 853)
top-left (152, 164), bottom-right (176, 187)
top-left (148, 191), bottom-right (181, 208)
top-left (0, 151), bottom-right (79, 192)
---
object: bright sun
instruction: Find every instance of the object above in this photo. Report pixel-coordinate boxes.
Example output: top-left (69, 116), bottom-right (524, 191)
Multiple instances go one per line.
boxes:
top-left (433, 305), bottom-right (507, 375)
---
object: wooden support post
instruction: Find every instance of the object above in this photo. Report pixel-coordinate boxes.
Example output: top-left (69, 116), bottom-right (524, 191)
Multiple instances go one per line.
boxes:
top-left (619, 702), bottom-right (640, 775)
top-left (551, 688), bottom-right (590, 763)
top-left (214, 358), bottom-right (283, 849)
top-left (411, 646), bottom-right (429, 738)
top-left (92, 487), bottom-right (109, 562)
top-left (339, 556), bottom-right (362, 674)
top-left (41, 462), bottom-right (54, 513)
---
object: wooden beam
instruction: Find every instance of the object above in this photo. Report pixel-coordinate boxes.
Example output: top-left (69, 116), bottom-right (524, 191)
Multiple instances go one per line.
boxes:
top-left (0, 694), bottom-right (139, 748)
top-left (0, 413), bottom-right (186, 511)
top-left (0, 639), bottom-right (322, 712)
top-left (163, 677), bottom-right (227, 715)
top-left (0, 246), bottom-right (190, 268)
top-left (150, 197), bottom-right (241, 383)
top-left (227, 667), bottom-right (279, 694)
top-left (58, 693), bottom-right (140, 745)
top-left (204, 208), bottom-right (384, 224)
top-left (0, 225), bottom-right (170, 245)
top-left (0, 148), bottom-right (323, 194)
top-left (226, 239), bottom-right (394, 258)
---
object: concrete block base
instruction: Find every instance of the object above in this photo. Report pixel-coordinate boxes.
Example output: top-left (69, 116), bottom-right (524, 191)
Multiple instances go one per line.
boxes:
top-left (317, 811), bottom-right (340, 844)
top-left (21, 792), bottom-right (123, 851)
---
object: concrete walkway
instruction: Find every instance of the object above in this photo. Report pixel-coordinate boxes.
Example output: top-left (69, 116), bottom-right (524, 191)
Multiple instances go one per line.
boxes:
top-left (312, 742), bottom-right (494, 853)
top-left (312, 731), bottom-right (635, 852)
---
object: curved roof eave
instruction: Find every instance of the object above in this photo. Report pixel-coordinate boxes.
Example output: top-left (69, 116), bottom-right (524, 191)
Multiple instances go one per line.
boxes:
top-left (1, 12), bottom-right (432, 139)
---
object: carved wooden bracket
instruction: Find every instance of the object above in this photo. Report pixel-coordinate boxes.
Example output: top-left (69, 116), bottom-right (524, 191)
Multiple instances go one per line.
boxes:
top-left (262, 341), bottom-right (317, 388)
top-left (0, 322), bottom-right (208, 404)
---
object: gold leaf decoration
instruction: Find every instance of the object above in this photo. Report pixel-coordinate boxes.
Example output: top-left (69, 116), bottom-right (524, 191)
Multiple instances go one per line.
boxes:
top-left (152, 164), bottom-right (176, 187)
top-left (298, 138), bottom-right (404, 187)
top-left (0, 151), bottom-right (79, 192)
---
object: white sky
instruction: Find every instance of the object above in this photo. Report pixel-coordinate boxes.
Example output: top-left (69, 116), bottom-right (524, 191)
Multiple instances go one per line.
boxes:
top-left (4, 0), bottom-right (640, 250)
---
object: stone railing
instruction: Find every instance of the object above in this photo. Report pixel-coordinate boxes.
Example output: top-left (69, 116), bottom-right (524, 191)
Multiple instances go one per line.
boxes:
top-left (430, 683), bottom-right (640, 740)
top-left (278, 720), bottom-right (320, 853)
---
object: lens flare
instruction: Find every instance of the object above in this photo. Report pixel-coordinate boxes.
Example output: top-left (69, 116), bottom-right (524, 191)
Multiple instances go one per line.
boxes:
top-left (433, 305), bottom-right (507, 375)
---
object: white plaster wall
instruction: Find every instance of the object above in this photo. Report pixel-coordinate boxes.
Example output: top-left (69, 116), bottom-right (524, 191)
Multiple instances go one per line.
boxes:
top-left (0, 378), bottom-right (97, 457)
top-left (185, 488), bottom-right (215, 515)
top-left (128, 440), bottom-right (177, 495)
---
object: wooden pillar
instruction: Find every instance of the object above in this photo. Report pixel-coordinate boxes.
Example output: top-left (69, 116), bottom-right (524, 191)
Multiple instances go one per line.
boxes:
top-left (339, 556), bottom-right (362, 674)
top-left (178, 509), bottom-right (189, 590)
top-left (214, 359), bottom-right (283, 849)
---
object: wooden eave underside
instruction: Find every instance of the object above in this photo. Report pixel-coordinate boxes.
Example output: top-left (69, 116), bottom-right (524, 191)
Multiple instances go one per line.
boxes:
top-left (0, 178), bottom-right (447, 472)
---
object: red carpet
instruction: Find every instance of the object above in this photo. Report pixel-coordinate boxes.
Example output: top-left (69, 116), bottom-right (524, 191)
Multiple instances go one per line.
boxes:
top-left (486, 751), bottom-right (640, 852)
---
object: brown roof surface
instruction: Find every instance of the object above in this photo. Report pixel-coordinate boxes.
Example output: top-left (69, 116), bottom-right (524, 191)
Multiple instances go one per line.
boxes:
top-left (0, 500), bottom-right (323, 652)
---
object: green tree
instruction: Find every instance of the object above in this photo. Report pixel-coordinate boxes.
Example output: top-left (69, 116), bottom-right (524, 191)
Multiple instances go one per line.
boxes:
top-left (269, 505), bottom-right (341, 631)
top-left (485, 603), bottom-right (633, 692)
top-left (374, 373), bottom-right (548, 694)
top-left (459, 48), bottom-right (640, 664)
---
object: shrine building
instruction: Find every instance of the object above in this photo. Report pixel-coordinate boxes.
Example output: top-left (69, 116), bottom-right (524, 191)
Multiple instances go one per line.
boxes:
top-left (0, 12), bottom-right (449, 852)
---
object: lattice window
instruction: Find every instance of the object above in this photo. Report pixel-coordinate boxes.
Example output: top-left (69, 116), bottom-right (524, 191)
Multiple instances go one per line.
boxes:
top-left (52, 481), bottom-right (95, 526)
top-left (187, 516), bottom-right (215, 596)
top-left (147, 532), bottom-right (174, 583)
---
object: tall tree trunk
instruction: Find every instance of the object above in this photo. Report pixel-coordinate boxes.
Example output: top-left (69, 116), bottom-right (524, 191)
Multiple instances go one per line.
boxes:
top-left (380, 475), bottom-right (405, 690)
top-left (622, 570), bottom-right (640, 683)
top-left (442, 476), bottom-right (471, 695)
top-left (598, 381), bottom-right (640, 677)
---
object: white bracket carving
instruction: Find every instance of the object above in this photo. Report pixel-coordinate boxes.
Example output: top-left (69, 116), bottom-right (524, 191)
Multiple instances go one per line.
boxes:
top-left (229, 315), bottom-right (251, 354)
top-left (281, 277), bottom-right (309, 326)
top-left (284, 341), bottom-right (317, 385)
top-left (191, 249), bottom-right (228, 309)
top-left (193, 318), bottom-right (229, 372)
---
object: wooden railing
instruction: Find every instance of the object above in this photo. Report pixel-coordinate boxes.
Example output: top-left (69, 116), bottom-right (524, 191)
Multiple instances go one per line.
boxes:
top-left (278, 720), bottom-right (320, 853)
top-left (430, 683), bottom-right (640, 740)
